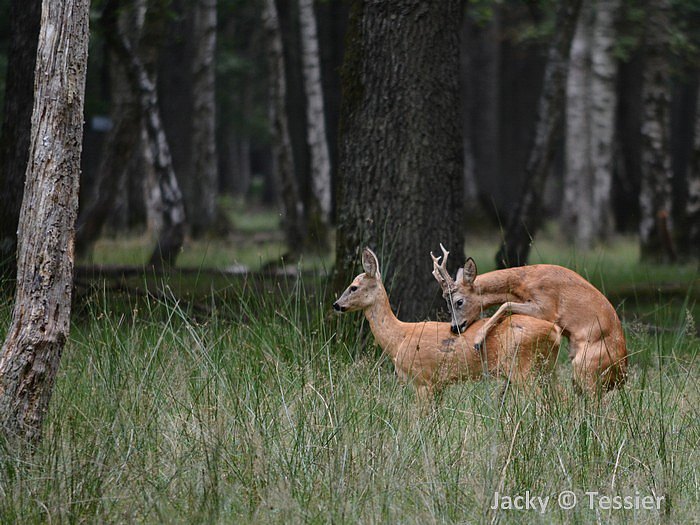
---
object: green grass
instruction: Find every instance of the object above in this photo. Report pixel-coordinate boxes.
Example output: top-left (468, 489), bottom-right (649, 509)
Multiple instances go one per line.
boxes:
top-left (1, 228), bottom-right (699, 523)
top-left (1, 263), bottom-right (699, 523)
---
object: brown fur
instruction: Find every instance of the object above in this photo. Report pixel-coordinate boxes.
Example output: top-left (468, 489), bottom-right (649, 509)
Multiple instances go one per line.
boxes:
top-left (333, 249), bottom-right (562, 406)
top-left (432, 247), bottom-right (628, 394)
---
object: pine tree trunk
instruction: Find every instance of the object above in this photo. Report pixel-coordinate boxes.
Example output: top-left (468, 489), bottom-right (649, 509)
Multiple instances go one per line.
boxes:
top-left (495, 0), bottom-right (583, 268)
top-left (263, 0), bottom-right (305, 255)
top-left (189, 0), bottom-right (220, 237)
top-left (0, 0), bottom-right (41, 287)
top-left (334, 0), bottom-right (464, 321)
top-left (298, 0), bottom-right (331, 250)
top-left (0, 0), bottom-right (89, 447)
top-left (639, 0), bottom-right (675, 262)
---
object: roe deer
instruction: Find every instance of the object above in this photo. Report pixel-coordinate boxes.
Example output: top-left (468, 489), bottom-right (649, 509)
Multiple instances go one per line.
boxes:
top-left (333, 248), bottom-right (562, 406)
top-left (430, 244), bottom-right (628, 394)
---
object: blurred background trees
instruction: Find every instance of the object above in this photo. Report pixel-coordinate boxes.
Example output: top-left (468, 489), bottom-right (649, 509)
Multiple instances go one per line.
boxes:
top-left (0, 0), bottom-right (699, 314)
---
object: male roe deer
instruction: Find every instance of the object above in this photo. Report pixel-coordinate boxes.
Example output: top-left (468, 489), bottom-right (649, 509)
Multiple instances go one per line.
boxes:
top-left (333, 248), bottom-right (562, 406)
top-left (430, 244), bottom-right (628, 394)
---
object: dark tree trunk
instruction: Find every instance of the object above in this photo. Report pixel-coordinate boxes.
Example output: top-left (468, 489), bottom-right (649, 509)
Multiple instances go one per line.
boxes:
top-left (495, 0), bottom-right (583, 268)
top-left (334, 0), bottom-right (464, 321)
top-left (75, 8), bottom-right (141, 256)
top-left (189, 0), bottom-right (220, 237)
top-left (0, 0), bottom-right (41, 288)
top-left (638, 0), bottom-right (675, 262)
top-left (263, 0), bottom-right (306, 254)
top-left (679, 82), bottom-right (700, 260)
top-left (0, 0), bottom-right (89, 447)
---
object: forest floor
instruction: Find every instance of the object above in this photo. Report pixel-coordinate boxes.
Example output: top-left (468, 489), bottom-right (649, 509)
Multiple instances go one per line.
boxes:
top-left (1, 206), bottom-right (698, 523)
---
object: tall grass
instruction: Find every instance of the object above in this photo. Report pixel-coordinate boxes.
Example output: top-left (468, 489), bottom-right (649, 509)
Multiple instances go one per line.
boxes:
top-left (0, 270), bottom-right (698, 524)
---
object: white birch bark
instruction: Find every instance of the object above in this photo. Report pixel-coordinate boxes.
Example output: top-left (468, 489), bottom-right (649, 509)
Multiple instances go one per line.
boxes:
top-left (589, 0), bottom-right (620, 242)
top-left (563, 0), bottom-right (619, 250)
top-left (563, 0), bottom-right (594, 249)
top-left (298, 0), bottom-right (331, 239)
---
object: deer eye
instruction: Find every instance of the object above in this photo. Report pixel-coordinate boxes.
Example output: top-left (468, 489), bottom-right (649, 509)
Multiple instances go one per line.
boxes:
top-left (456, 299), bottom-right (464, 308)
top-left (350, 286), bottom-right (358, 292)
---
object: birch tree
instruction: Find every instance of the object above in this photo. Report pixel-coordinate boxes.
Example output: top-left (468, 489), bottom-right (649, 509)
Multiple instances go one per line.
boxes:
top-left (104, 0), bottom-right (187, 268)
top-left (190, 0), bottom-right (219, 237)
top-left (563, 0), bottom-right (619, 250)
top-left (495, 0), bottom-right (583, 268)
top-left (298, 0), bottom-right (332, 249)
top-left (0, 0), bottom-right (89, 446)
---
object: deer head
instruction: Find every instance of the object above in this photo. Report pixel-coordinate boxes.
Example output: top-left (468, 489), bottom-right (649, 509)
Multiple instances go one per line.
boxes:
top-left (431, 244), bottom-right (480, 333)
top-left (333, 247), bottom-right (383, 313)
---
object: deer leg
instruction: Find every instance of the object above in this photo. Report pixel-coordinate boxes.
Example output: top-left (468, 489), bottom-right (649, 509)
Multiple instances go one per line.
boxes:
top-left (474, 301), bottom-right (544, 350)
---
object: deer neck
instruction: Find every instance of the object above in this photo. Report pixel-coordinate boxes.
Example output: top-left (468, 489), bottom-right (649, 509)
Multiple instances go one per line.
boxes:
top-left (363, 285), bottom-right (405, 360)
top-left (473, 269), bottom-right (522, 307)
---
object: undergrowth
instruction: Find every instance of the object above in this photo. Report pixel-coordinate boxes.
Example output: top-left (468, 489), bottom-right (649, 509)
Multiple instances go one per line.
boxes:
top-left (0, 244), bottom-right (698, 523)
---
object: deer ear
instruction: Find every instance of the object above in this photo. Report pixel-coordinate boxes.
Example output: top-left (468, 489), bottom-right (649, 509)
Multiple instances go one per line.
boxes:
top-left (462, 257), bottom-right (477, 285)
top-left (362, 247), bottom-right (380, 279)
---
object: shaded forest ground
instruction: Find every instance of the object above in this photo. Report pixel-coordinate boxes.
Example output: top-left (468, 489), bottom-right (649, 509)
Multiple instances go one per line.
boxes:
top-left (0, 203), bottom-right (699, 523)
top-left (71, 200), bottom-right (699, 335)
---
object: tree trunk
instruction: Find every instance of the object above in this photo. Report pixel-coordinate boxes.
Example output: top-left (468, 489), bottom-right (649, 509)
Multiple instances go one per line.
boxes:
top-left (639, 0), bottom-right (675, 262)
top-left (189, 0), bottom-right (220, 237)
top-left (334, 0), bottom-right (464, 321)
top-left (75, 7), bottom-right (141, 256)
top-left (0, 0), bottom-right (41, 288)
top-left (298, 0), bottom-right (331, 250)
top-left (589, 0), bottom-right (619, 243)
top-left (262, 0), bottom-right (306, 255)
top-left (495, 0), bottom-right (583, 268)
top-left (104, 0), bottom-right (187, 268)
top-left (0, 0), bottom-right (89, 447)
top-left (562, 0), bottom-right (594, 248)
top-left (680, 83), bottom-right (700, 260)
top-left (562, 0), bottom-right (619, 250)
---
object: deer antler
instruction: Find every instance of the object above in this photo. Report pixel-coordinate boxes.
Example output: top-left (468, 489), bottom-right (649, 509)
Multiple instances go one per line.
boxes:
top-left (431, 243), bottom-right (455, 291)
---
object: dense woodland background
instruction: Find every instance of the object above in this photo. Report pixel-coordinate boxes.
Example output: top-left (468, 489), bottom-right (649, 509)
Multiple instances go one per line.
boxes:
top-left (0, 0), bottom-right (699, 320)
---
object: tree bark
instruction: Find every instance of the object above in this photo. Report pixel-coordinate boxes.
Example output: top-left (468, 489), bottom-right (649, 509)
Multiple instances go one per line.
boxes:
top-left (75, 6), bottom-right (141, 256)
top-left (334, 0), bottom-right (464, 321)
top-left (562, 0), bottom-right (619, 250)
top-left (495, 0), bottom-right (583, 268)
top-left (0, 0), bottom-right (89, 447)
top-left (681, 83), bottom-right (700, 260)
top-left (0, 0), bottom-right (41, 288)
top-left (563, 0), bottom-right (594, 247)
top-left (104, 0), bottom-right (187, 268)
top-left (298, 0), bottom-right (332, 250)
top-left (638, 0), bottom-right (675, 262)
top-left (263, 0), bottom-right (306, 254)
top-left (189, 0), bottom-right (220, 237)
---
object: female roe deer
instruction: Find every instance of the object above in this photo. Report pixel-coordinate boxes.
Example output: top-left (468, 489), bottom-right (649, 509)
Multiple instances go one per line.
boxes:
top-left (333, 248), bottom-right (562, 406)
top-left (430, 244), bottom-right (627, 394)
